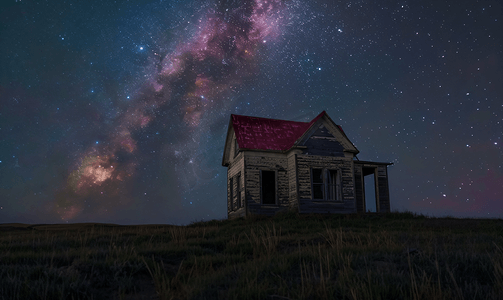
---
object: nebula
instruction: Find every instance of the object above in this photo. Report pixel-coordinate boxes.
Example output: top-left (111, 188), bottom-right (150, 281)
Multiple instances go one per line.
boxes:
top-left (54, 0), bottom-right (288, 221)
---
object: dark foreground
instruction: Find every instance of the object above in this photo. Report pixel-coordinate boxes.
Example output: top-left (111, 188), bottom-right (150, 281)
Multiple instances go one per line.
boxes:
top-left (1, 212), bottom-right (503, 300)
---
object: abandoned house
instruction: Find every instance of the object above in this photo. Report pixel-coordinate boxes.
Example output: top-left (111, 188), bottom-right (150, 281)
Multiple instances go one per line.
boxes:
top-left (222, 111), bottom-right (392, 219)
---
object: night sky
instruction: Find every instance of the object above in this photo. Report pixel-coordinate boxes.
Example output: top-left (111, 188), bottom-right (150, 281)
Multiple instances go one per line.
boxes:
top-left (1, 0), bottom-right (501, 225)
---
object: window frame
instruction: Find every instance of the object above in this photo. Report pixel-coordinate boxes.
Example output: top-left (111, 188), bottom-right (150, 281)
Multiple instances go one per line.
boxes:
top-left (311, 168), bottom-right (325, 200)
top-left (236, 173), bottom-right (241, 208)
top-left (326, 169), bottom-right (342, 202)
top-left (311, 168), bottom-right (343, 202)
top-left (229, 176), bottom-right (234, 211)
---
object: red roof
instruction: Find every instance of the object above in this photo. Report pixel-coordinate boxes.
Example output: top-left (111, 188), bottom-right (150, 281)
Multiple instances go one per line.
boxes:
top-left (232, 111), bottom-right (326, 151)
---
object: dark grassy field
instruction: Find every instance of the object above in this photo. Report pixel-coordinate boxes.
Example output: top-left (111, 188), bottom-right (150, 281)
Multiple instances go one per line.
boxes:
top-left (1, 212), bottom-right (503, 300)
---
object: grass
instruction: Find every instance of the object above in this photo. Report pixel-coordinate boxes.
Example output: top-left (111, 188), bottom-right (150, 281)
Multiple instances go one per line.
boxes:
top-left (1, 211), bottom-right (503, 299)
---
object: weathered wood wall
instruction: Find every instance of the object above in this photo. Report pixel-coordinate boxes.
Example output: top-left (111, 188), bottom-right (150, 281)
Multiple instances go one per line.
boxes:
top-left (227, 148), bottom-right (245, 219)
top-left (303, 125), bottom-right (345, 157)
top-left (377, 165), bottom-right (391, 212)
top-left (296, 154), bottom-right (356, 214)
top-left (353, 164), bottom-right (365, 213)
top-left (244, 152), bottom-right (290, 216)
top-left (287, 153), bottom-right (299, 210)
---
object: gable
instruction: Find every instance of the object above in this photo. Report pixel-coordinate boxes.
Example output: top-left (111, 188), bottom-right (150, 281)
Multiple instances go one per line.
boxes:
top-left (221, 126), bottom-right (244, 166)
top-left (303, 124), bottom-right (346, 156)
top-left (295, 113), bottom-right (359, 155)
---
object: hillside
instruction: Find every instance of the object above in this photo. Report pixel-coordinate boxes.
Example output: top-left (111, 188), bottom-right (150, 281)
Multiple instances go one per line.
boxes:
top-left (1, 212), bottom-right (502, 299)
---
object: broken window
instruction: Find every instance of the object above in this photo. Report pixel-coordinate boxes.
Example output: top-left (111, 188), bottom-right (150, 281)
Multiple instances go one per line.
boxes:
top-left (327, 170), bottom-right (342, 201)
top-left (311, 168), bottom-right (342, 201)
top-left (229, 177), bottom-right (234, 210)
top-left (261, 170), bottom-right (276, 205)
top-left (236, 174), bottom-right (241, 208)
top-left (312, 168), bottom-right (324, 199)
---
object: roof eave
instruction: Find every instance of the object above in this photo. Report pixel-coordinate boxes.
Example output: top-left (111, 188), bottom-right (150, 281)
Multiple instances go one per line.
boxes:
top-left (321, 112), bottom-right (360, 154)
top-left (237, 148), bottom-right (286, 153)
top-left (354, 160), bottom-right (394, 166)
top-left (345, 149), bottom-right (360, 154)
top-left (221, 116), bottom-right (235, 167)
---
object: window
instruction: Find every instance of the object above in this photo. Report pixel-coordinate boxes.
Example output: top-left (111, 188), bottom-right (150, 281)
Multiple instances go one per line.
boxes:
top-left (261, 170), bottom-right (276, 204)
top-left (312, 168), bottom-right (324, 199)
top-left (236, 174), bottom-right (241, 208)
top-left (311, 168), bottom-right (342, 201)
top-left (327, 170), bottom-right (342, 201)
top-left (229, 177), bottom-right (234, 211)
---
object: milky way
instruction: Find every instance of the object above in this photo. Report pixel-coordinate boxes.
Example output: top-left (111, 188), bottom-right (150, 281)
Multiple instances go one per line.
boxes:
top-left (54, 0), bottom-right (289, 221)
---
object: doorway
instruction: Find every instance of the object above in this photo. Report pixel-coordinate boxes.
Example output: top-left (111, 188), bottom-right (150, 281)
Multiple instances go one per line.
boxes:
top-left (362, 167), bottom-right (377, 212)
top-left (261, 170), bottom-right (276, 204)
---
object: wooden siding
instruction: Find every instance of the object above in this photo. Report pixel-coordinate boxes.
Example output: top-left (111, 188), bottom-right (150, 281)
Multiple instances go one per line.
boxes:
top-left (354, 164), bottom-right (365, 213)
top-left (247, 204), bottom-right (289, 216)
top-left (229, 135), bottom-right (239, 164)
top-left (244, 153), bottom-right (289, 216)
top-left (377, 165), bottom-right (391, 212)
top-left (228, 153), bottom-right (391, 217)
top-left (303, 124), bottom-right (345, 157)
top-left (227, 153), bottom-right (245, 219)
top-left (296, 154), bottom-right (356, 214)
top-left (287, 153), bottom-right (299, 210)
top-left (298, 199), bottom-right (354, 214)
